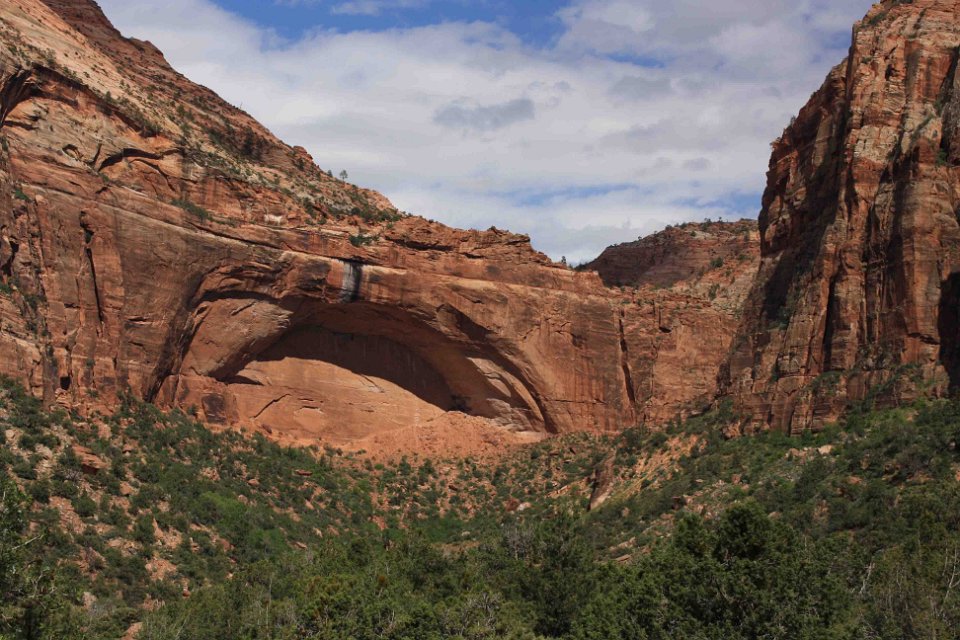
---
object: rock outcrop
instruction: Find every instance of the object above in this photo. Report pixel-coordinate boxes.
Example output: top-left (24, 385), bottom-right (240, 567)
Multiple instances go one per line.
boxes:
top-left (725, 0), bottom-right (960, 432)
top-left (586, 219), bottom-right (759, 291)
top-left (588, 454), bottom-right (616, 511)
top-left (592, 221), bottom-right (761, 423)
top-left (22, 0), bottom-right (943, 446)
top-left (0, 0), bottom-right (638, 444)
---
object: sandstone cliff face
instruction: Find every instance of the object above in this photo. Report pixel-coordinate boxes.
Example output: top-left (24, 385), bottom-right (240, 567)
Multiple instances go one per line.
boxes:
top-left (725, 0), bottom-right (960, 432)
top-left (589, 221), bottom-right (761, 424)
top-left (0, 0), bottom-right (640, 445)
top-left (586, 219), bottom-right (759, 291)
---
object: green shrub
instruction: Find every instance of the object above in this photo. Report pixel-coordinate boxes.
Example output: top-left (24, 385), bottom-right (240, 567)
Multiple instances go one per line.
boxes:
top-left (72, 493), bottom-right (96, 519)
top-left (349, 232), bottom-right (376, 247)
top-left (171, 198), bottom-right (212, 221)
top-left (133, 515), bottom-right (155, 546)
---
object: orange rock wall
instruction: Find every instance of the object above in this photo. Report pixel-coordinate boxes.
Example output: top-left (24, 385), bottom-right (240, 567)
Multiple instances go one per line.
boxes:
top-left (25, 0), bottom-right (948, 445)
top-left (590, 221), bottom-right (761, 424)
top-left (725, 0), bottom-right (960, 432)
top-left (0, 0), bottom-right (643, 443)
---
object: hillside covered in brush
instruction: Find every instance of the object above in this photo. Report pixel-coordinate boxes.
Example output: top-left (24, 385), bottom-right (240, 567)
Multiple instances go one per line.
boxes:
top-left (2, 376), bottom-right (960, 639)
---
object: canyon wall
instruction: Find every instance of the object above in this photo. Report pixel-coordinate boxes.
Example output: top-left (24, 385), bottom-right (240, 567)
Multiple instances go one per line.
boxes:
top-left (18, 0), bottom-right (957, 444)
top-left (589, 221), bottom-right (760, 424)
top-left (0, 0), bottom-right (642, 445)
top-left (724, 0), bottom-right (960, 432)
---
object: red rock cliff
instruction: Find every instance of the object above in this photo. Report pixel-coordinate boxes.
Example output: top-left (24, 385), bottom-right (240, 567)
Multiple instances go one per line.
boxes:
top-left (0, 0), bottom-right (641, 443)
top-left (589, 221), bottom-right (761, 424)
top-left (724, 0), bottom-right (960, 432)
top-left (586, 219), bottom-right (759, 291)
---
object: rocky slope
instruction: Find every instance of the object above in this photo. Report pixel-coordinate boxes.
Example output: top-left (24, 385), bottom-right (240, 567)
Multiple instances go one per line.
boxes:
top-left (724, 0), bottom-right (960, 432)
top-left (0, 0), bottom-right (642, 447)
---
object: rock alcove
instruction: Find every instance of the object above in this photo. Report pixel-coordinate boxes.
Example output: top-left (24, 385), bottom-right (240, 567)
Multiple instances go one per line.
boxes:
top-left (163, 295), bottom-right (550, 444)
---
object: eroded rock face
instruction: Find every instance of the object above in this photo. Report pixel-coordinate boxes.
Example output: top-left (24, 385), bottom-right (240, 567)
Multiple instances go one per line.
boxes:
top-left (586, 220), bottom-right (759, 291)
top-left (0, 0), bottom-right (638, 443)
top-left (168, 268), bottom-right (635, 438)
top-left (2, 0), bottom-right (848, 448)
top-left (594, 221), bottom-right (761, 424)
top-left (725, 0), bottom-right (960, 433)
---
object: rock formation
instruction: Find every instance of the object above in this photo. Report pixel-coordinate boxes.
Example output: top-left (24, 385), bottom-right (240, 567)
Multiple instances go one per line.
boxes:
top-left (725, 0), bottom-right (960, 432)
top-left (588, 454), bottom-right (616, 511)
top-left (0, 0), bottom-right (648, 446)
top-left (18, 0), bottom-right (954, 446)
top-left (586, 219), bottom-right (759, 291)
top-left (590, 221), bottom-right (761, 424)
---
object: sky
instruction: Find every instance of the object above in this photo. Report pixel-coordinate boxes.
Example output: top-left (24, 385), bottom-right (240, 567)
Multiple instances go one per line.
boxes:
top-left (97, 0), bottom-right (875, 263)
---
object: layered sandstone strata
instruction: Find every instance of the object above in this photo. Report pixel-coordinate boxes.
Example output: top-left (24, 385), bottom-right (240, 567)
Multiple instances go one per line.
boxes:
top-left (724, 0), bottom-right (960, 432)
top-left (0, 0), bottom-right (641, 444)
top-left (593, 221), bottom-right (761, 424)
top-left (586, 220), bottom-right (759, 290)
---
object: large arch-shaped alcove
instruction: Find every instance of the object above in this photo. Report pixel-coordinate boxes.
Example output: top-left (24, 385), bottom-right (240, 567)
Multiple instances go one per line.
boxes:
top-left (163, 295), bottom-right (550, 444)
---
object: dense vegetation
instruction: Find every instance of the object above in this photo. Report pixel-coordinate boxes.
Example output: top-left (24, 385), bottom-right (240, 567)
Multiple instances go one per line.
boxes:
top-left (1, 377), bottom-right (960, 639)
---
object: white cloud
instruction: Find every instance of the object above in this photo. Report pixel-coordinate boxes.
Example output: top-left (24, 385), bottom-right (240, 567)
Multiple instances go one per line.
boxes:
top-left (434, 98), bottom-right (536, 133)
top-left (330, 0), bottom-right (430, 16)
top-left (557, 1), bottom-right (654, 55)
top-left (97, 0), bottom-right (874, 262)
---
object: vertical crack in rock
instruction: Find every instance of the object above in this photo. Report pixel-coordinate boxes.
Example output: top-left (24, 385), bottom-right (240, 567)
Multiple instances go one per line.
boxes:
top-left (81, 221), bottom-right (104, 326)
top-left (822, 272), bottom-right (840, 371)
top-left (1, 239), bottom-right (19, 279)
top-left (618, 309), bottom-right (637, 409)
top-left (939, 272), bottom-right (960, 390)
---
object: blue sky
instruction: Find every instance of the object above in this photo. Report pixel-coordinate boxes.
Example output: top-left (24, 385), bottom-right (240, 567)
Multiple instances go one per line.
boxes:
top-left (223, 0), bottom-right (570, 46)
top-left (99, 0), bottom-right (875, 262)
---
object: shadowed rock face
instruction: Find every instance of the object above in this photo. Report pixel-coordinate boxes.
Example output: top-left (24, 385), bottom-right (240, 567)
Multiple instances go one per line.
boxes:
top-left (724, 0), bottom-right (960, 433)
top-left (0, 0), bottom-right (644, 443)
